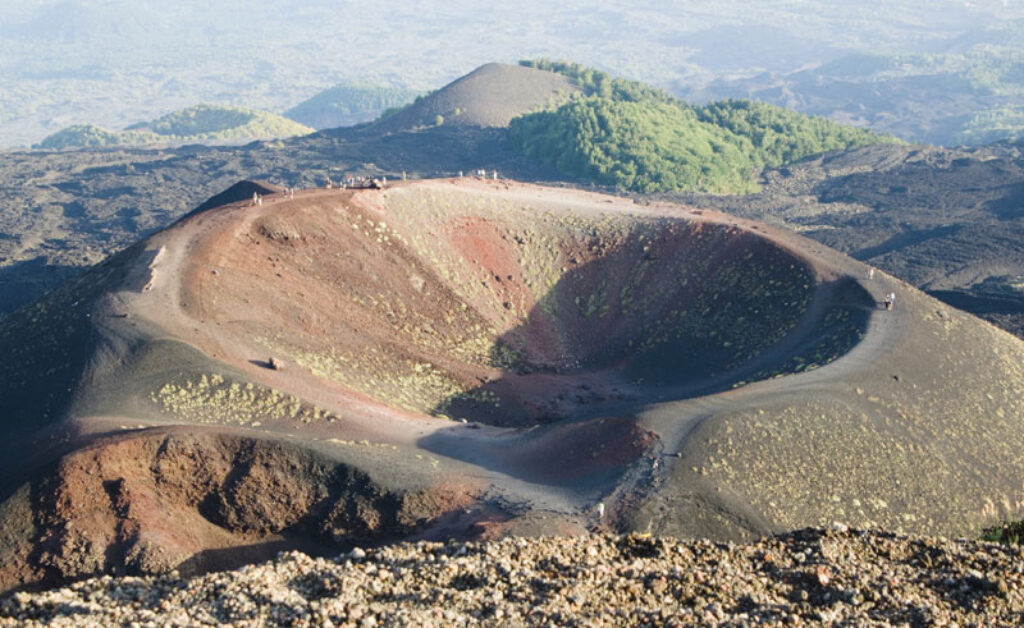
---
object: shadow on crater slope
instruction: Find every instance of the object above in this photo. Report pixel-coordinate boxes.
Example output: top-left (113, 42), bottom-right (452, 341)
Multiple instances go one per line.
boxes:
top-left (423, 219), bottom-right (872, 428)
top-left (414, 211), bottom-right (873, 490)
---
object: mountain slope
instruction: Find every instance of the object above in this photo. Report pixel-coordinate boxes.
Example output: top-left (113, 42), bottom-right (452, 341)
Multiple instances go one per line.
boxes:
top-left (372, 63), bottom-right (581, 132)
top-left (284, 82), bottom-right (420, 130)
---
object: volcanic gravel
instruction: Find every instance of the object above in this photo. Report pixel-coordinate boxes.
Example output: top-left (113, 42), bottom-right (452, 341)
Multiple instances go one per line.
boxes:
top-left (3, 526), bottom-right (1022, 626)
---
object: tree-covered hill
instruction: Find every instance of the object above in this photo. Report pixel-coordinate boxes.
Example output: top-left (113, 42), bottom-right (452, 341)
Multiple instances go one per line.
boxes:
top-left (510, 98), bottom-right (761, 194)
top-left (37, 104), bottom-right (313, 149)
top-left (34, 124), bottom-right (135, 149)
top-left (510, 61), bottom-right (900, 194)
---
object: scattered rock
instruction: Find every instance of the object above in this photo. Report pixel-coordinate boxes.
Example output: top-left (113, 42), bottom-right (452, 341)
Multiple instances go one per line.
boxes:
top-left (4, 528), bottom-right (1023, 625)
top-left (347, 547), bottom-right (366, 561)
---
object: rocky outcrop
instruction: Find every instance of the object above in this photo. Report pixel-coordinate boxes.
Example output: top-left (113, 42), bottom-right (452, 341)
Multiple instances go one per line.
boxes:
top-left (4, 527), bottom-right (1024, 625)
top-left (0, 431), bottom-right (474, 593)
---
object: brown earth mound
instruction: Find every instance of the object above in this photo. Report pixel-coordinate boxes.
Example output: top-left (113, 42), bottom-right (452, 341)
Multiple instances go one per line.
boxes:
top-left (1, 179), bottom-right (1023, 593)
top-left (373, 63), bottom-right (580, 132)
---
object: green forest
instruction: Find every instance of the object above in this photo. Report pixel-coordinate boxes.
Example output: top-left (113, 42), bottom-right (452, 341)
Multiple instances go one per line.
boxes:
top-left (511, 61), bottom-right (898, 193)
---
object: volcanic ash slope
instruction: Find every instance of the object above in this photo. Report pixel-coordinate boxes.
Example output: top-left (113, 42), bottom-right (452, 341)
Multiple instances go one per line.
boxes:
top-left (0, 178), bottom-right (1023, 592)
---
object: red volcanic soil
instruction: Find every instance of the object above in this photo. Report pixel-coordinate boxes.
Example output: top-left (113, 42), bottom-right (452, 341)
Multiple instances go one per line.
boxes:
top-left (2, 177), bottom-right (1024, 592)
top-left (0, 426), bottom-right (478, 591)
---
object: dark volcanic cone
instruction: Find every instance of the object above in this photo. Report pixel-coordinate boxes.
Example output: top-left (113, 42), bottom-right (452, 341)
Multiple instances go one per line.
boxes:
top-left (1, 179), bottom-right (1023, 592)
top-left (189, 179), bottom-right (282, 215)
top-left (372, 63), bottom-right (581, 132)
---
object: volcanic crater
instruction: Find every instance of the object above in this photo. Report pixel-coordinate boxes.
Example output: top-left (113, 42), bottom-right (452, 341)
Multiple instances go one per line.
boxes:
top-left (4, 178), bottom-right (1024, 592)
top-left (169, 179), bottom-right (868, 429)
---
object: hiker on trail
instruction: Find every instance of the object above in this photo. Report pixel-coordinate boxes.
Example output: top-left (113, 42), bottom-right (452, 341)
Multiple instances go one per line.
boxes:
top-left (868, 268), bottom-right (875, 280)
top-left (884, 291), bottom-right (895, 310)
top-left (252, 192), bottom-right (258, 206)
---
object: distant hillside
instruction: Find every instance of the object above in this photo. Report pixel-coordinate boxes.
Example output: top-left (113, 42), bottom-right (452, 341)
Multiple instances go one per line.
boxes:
top-left (284, 82), bottom-right (420, 130)
top-left (510, 61), bottom-right (898, 194)
top-left (958, 105), bottom-right (1024, 145)
top-left (36, 104), bottom-right (314, 149)
top-left (4, 0), bottom-right (1024, 148)
top-left (35, 124), bottom-right (136, 149)
top-left (678, 20), bottom-right (1024, 146)
top-left (372, 63), bottom-right (581, 132)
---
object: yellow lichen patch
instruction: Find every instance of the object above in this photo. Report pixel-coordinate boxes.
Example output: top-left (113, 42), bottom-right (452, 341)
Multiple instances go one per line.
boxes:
top-left (690, 402), bottom-right (956, 534)
top-left (283, 344), bottom-right (474, 415)
top-left (150, 373), bottom-right (339, 425)
top-left (325, 438), bottom-right (399, 451)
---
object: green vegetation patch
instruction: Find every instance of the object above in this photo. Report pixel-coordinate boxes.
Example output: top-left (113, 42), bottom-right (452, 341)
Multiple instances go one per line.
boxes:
top-left (520, 59), bottom-right (673, 103)
top-left (36, 124), bottom-right (147, 149)
top-left (511, 98), bottom-right (760, 194)
top-left (693, 99), bottom-right (889, 169)
top-left (133, 104), bottom-right (256, 136)
top-left (983, 520), bottom-right (1024, 545)
top-left (511, 60), bottom-right (898, 194)
top-left (37, 104), bottom-right (313, 149)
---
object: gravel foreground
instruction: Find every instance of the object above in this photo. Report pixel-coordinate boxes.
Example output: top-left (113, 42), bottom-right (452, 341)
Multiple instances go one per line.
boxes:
top-left (3, 527), bottom-right (1023, 626)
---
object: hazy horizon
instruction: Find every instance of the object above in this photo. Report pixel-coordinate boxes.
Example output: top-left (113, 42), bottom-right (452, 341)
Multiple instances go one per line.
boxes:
top-left (2, 0), bottom-right (1023, 147)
